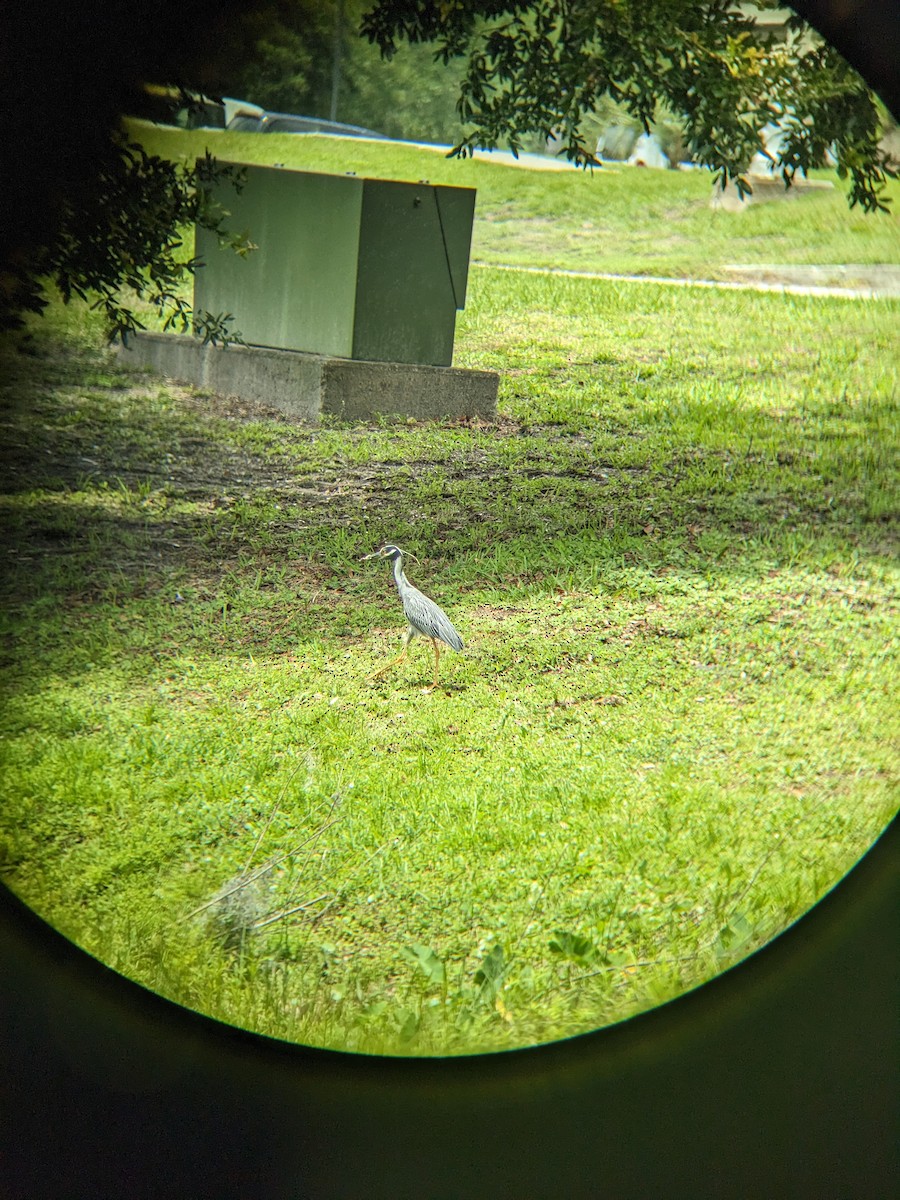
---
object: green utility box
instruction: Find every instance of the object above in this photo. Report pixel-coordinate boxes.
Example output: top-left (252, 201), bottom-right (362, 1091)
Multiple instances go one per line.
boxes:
top-left (194, 163), bottom-right (477, 367)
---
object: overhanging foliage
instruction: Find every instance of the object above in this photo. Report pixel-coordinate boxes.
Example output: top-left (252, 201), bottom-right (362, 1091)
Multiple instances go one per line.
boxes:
top-left (362, 0), bottom-right (897, 210)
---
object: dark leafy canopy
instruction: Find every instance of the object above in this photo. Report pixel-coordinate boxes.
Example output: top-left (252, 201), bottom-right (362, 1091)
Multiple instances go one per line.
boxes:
top-left (361, 0), bottom-right (897, 211)
top-left (229, 0), bottom-right (469, 145)
top-left (0, 0), bottom-right (263, 342)
top-left (12, 135), bottom-right (255, 345)
top-left (230, 1), bottom-right (338, 115)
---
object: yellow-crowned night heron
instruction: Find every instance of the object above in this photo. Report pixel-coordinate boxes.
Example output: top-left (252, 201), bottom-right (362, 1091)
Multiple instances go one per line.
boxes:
top-left (362, 544), bottom-right (463, 687)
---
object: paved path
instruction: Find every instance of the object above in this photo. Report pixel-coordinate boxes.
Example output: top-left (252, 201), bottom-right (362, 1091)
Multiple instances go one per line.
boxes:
top-left (476, 261), bottom-right (900, 301)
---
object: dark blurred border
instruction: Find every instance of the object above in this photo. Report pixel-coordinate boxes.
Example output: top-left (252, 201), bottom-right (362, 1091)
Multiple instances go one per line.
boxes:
top-left (2, 820), bottom-right (895, 1198)
top-left (1, 2), bottom-right (898, 1196)
top-left (789, 0), bottom-right (899, 117)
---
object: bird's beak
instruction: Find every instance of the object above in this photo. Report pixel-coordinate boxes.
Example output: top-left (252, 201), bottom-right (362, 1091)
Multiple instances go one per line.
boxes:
top-left (360, 550), bottom-right (381, 562)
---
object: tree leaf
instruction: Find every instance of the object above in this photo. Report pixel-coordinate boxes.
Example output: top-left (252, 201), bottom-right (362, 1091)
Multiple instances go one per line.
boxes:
top-left (474, 944), bottom-right (506, 996)
top-left (401, 943), bottom-right (446, 986)
top-left (548, 929), bottom-right (598, 964)
top-left (714, 913), bottom-right (755, 961)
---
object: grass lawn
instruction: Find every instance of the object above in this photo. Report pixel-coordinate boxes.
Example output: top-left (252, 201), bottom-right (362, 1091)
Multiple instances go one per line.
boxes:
top-left (131, 120), bottom-right (900, 283)
top-left (0, 133), bottom-right (898, 1055)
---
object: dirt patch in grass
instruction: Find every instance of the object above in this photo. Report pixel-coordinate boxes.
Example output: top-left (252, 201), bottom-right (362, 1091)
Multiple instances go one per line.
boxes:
top-left (2, 343), bottom-right (593, 605)
top-left (721, 263), bottom-right (900, 294)
top-left (2, 318), bottom-right (896, 617)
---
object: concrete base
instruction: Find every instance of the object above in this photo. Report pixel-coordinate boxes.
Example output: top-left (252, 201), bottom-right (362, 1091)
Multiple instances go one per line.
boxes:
top-left (116, 333), bottom-right (498, 422)
top-left (710, 175), bottom-right (834, 212)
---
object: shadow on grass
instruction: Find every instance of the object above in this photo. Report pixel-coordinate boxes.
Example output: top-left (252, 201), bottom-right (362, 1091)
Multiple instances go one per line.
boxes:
top-left (1, 335), bottom-right (896, 649)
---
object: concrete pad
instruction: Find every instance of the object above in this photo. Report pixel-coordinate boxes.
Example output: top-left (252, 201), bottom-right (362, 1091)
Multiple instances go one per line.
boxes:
top-left (710, 175), bottom-right (834, 212)
top-left (116, 332), bottom-right (498, 422)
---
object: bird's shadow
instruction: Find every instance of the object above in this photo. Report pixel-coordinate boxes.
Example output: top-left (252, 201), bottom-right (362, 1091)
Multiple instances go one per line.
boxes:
top-left (368, 677), bottom-right (467, 696)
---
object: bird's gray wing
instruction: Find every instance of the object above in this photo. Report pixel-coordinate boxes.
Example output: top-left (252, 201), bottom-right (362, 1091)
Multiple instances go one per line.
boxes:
top-left (402, 587), bottom-right (464, 651)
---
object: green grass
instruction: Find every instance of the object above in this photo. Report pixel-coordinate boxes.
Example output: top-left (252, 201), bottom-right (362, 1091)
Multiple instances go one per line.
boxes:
top-left (0, 135), bottom-right (898, 1055)
top-left (130, 119), bottom-right (900, 280)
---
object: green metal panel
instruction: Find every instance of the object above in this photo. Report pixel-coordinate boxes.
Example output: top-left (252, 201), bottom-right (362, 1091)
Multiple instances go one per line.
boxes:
top-left (194, 165), bottom-right (363, 357)
top-left (434, 185), bottom-right (477, 309)
top-left (193, 163), bottom-right (476, 367)
top-left (353, 180), bottom-right (459, 366)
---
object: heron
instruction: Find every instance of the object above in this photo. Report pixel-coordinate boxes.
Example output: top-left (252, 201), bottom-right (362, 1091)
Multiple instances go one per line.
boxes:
top-left (362, 544), bottom-right (463, 688)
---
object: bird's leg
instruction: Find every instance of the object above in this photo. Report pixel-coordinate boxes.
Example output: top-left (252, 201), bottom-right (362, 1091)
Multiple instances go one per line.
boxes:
top-left (371, 627), bottom-right (414, 680)
top-left (371, 651), bottom-right (407, 680)
top-left (429, 639), bottom-right (442, 689)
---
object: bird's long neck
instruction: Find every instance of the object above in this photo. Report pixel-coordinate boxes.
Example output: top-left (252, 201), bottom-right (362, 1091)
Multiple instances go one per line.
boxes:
top-left (391, 555), bottom-right (409, 593)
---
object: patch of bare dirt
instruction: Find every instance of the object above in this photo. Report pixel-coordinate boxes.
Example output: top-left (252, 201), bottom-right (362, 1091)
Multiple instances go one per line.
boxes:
top-left (720, 263), bottom-right (900, 296)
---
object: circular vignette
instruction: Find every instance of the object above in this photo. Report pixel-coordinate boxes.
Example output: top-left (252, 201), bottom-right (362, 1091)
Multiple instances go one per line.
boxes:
top-left (0, 1), bottom-right (898, 1192)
